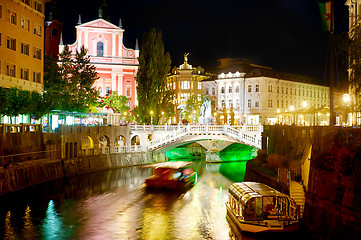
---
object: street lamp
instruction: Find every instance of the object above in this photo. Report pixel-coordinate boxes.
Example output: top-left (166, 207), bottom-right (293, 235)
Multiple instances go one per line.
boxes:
top-left (290, 105), bottom-right (295, 125)
top-left (150, 111), bottom-right (153, 125)
top-left (227, 109), bottom-right (230, 125)
top-left (343, 94), bottom-right (350, 126)
top-left (123, 111), bottom-right (127, 124)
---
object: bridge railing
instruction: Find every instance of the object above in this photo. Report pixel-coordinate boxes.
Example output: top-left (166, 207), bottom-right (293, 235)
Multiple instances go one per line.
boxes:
top-left (148, 124), bottom-right (262, 150)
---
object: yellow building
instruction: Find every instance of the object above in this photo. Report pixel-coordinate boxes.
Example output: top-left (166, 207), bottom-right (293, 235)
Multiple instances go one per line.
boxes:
top-left (0, 0), bottom-right (45, 93)
top-left (166, 54), bottom-right (213, 123)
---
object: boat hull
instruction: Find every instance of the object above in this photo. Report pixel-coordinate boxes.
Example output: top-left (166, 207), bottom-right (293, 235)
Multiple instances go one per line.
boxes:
top-left (226, 204), bottom-right (299, 233)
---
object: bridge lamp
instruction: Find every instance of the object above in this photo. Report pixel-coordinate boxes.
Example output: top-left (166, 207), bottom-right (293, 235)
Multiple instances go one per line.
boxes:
top-left (150, 111), bottom-right (153, 125)
top-left (302, 101), bottom-right (307, 108)
top-left (343, 94), bottom-right (350, 126)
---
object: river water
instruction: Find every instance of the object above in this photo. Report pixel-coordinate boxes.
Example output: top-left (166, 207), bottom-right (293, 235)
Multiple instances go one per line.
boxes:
top-left (0, 161), bottom-right (305, 240)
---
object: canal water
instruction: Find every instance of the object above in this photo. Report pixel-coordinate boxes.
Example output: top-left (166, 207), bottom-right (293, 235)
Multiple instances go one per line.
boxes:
top-left (0, 161), bottom-right (304, 240)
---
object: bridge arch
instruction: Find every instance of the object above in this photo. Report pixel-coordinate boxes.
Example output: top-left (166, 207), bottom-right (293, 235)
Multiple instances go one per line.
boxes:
top-left (81, 136), bottom-right (94, 155)
top-left (115, 135), bottom-right (126, 153)
top-left (99, 135), bottom-right (110, 154)
top-left (131, 135), bottom-right (140, 145)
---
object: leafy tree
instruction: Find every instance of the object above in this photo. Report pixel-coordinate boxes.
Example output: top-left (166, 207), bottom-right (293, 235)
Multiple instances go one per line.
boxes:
top-left (184, 95), bottom-right (203, 123)
top-left (103, 91), bottom-right (130, 113)
top-left (43, 45), bottom-right (102, 113)
top-left (133, 28), bottom-right (174, 124)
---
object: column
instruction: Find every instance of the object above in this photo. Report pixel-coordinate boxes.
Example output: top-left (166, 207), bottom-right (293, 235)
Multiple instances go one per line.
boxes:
top-left (111, 73), bottom-right (117, 92)
top-left (112, 32), bottom-right (116, 56)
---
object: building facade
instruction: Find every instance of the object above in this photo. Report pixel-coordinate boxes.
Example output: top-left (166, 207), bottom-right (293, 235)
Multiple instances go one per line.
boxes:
top-left (61, 17), bottom-right (139, 110)
top-left (45, 18), bottom-right (62, 58)
top-left (0, 0), bottom-right (45, 93)
top-left (203, 65), bottom-right (334, 126)
top-left (166, 55), bottom-right (212, 123)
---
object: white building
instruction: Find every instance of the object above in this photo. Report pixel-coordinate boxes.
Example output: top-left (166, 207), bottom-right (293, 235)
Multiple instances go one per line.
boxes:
top-left (203, 65), bottom-right (331, 126)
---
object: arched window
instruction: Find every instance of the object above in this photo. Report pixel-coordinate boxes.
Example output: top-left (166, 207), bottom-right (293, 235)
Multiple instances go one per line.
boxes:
top-left (97, 41), bottom-right (103, 56)
top-left (52, 28), bottom-right (58, 36)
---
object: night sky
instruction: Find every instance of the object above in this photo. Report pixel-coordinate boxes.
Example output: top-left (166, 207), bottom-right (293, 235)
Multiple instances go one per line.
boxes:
top-left (49, 0), bottom-right (349, 81)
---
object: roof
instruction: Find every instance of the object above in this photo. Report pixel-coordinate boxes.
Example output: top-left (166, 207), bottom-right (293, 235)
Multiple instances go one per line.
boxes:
top-left (229, 182), bottom-right (289, 202)
top-left (76, 18), bottom-right (122, 30)
top-left (245, 68), bottom-right (324, 86)
top-left (153, 161), bottom-right (193, 169)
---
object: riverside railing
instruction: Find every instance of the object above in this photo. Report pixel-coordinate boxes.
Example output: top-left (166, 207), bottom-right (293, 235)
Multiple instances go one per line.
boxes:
top-left (0, 150), bottom-right (61, 168)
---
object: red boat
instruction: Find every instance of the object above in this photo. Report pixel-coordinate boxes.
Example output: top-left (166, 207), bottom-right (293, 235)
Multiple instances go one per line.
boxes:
top-left (145, 161), bottom-right (196, 190)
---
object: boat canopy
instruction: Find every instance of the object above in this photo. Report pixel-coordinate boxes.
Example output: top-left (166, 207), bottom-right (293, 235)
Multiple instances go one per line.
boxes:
top-left (229, 182), bottom-right (289, 203)
top-left (154, 161), bottom-right (193, 170)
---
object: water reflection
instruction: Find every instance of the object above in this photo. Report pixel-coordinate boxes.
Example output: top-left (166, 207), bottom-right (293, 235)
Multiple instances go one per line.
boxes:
top-left (0, 162), bottom-right (253, 240)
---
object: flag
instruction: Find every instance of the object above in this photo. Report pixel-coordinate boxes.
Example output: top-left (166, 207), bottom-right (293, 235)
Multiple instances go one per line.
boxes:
top-left (318, 1), bottom-right (331, 32)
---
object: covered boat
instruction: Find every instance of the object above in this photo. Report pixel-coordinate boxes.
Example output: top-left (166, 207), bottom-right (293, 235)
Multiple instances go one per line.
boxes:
top-left (226, 182), bottom-right (299, 233)
top-left (144, 161), bottom-right (196, 190)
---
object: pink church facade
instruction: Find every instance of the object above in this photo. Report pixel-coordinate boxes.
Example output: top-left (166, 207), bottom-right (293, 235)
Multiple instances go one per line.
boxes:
top-left (62, 18), bottom-right (139, 110)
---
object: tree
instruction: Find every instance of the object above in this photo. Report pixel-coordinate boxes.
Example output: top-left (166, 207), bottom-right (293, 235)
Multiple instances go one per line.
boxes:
top-left (133, 28), bottom-right (174, 124)
top-left (43, 45), bottom-right (102, 113)
top-left (184, 95), bottom-right (203, 123)
top-left (103, 91), bottom-right (130, 114)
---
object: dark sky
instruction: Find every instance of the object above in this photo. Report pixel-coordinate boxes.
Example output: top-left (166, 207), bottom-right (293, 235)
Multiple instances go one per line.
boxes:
top-left (49, 0), bottom-right (349, 80)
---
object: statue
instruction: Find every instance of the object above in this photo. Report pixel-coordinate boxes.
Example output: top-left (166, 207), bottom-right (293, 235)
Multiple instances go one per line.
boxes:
top-left (98, 7), bottom-right (103, 18)
top-left (184, 53), bottom-right (189, 64)
top-left (199, 96), bottom-right (214, 124)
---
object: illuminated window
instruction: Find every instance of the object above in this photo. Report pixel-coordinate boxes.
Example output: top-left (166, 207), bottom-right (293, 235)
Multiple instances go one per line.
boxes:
top-left (229, 87), bottom-right (232, 93)
top-left (106, 87), bottom-right (110, 95)
top-left (34, 23), bottom-right (42, 36)
top-left (6, 36), bottom-right (16, 50)
top-left (255, 102), bottom-right (259, 107)
top-left (21, 17), bottom-right (30, 31)
top-left (7, 9), bottom-right (16, 25)
top-left (97, 41), bottom-right (103, 56)
top-left (277, 86), bottom-right (279, 93)
top-left (268, 85), bottom-right (272, 92)
top-left (0, 33), bottom-right (2, 46)
top-left (20, 67), bottom-right (29, 80)
top-left (248, 85), bottom-right (251, 92)
top-left (221, 87), bottom-right (225, 93)
top-left (255, 85), bottom-right (259, 92)
top-left (21, 42), bottom-right (29, 55)
top-left (236, 86), bottom-right (239, 93)
top-left (248, 99), bottom-right (251, 107)
top-left (33, 47), bottom-right (41, 59)
top-left (277, 100), bottom-right (279, 108)
top-left (6, 63), bottom-right (16, 77)
top-left (0, 5), bottom-right (2, 18)
top-left (221, 99), bottom-right (225, 107)
top-left (268, 99), bottom-right (272, 108)
top-left (33, 72), bottom-right (41, 83)
top-left (181, 81), bottom-right (190, 89)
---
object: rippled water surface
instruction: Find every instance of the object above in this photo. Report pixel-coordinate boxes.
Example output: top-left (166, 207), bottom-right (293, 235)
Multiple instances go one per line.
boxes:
top-left (0, 161), bottom-right (305, 239)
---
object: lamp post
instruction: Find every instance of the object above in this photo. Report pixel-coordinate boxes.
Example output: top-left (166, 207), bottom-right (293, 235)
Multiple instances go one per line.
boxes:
top-left (343, 94), bottom-right (350, 126)
top-left (123, 111), bottom-right (127, 125)
top-left (227, 109), bottom-right (230, 125)
top-left (290, 105), bottom-right (295, 125)
top-left (150, 111), bottom-right (153, 125)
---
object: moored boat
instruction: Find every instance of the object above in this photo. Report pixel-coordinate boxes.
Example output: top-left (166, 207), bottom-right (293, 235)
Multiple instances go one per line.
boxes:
top-left (226, 182), bottom-right (299, 233)
top-left (144, 161), bottom-right (196, 190)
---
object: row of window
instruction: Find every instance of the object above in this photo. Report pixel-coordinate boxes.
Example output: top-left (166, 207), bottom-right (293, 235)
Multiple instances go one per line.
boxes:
top-left (217, 84), bottom-right (328, 99)
top-left (220, 99), bottom-right (328, 109)
top-left (0, 34), bottom-right (42, 60)
top-left (0, 61), bottom-right (41, 82)
top-left (1, 6), bottom-right (42, 37)
top-left (269, 85), bottom-right (328, 98)
top-left (98, 86), bottom-right (132, 97)
top-left (19, 0), bottom-right (43, 13)
top-left (167, 81), bottom-right (202, 90)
